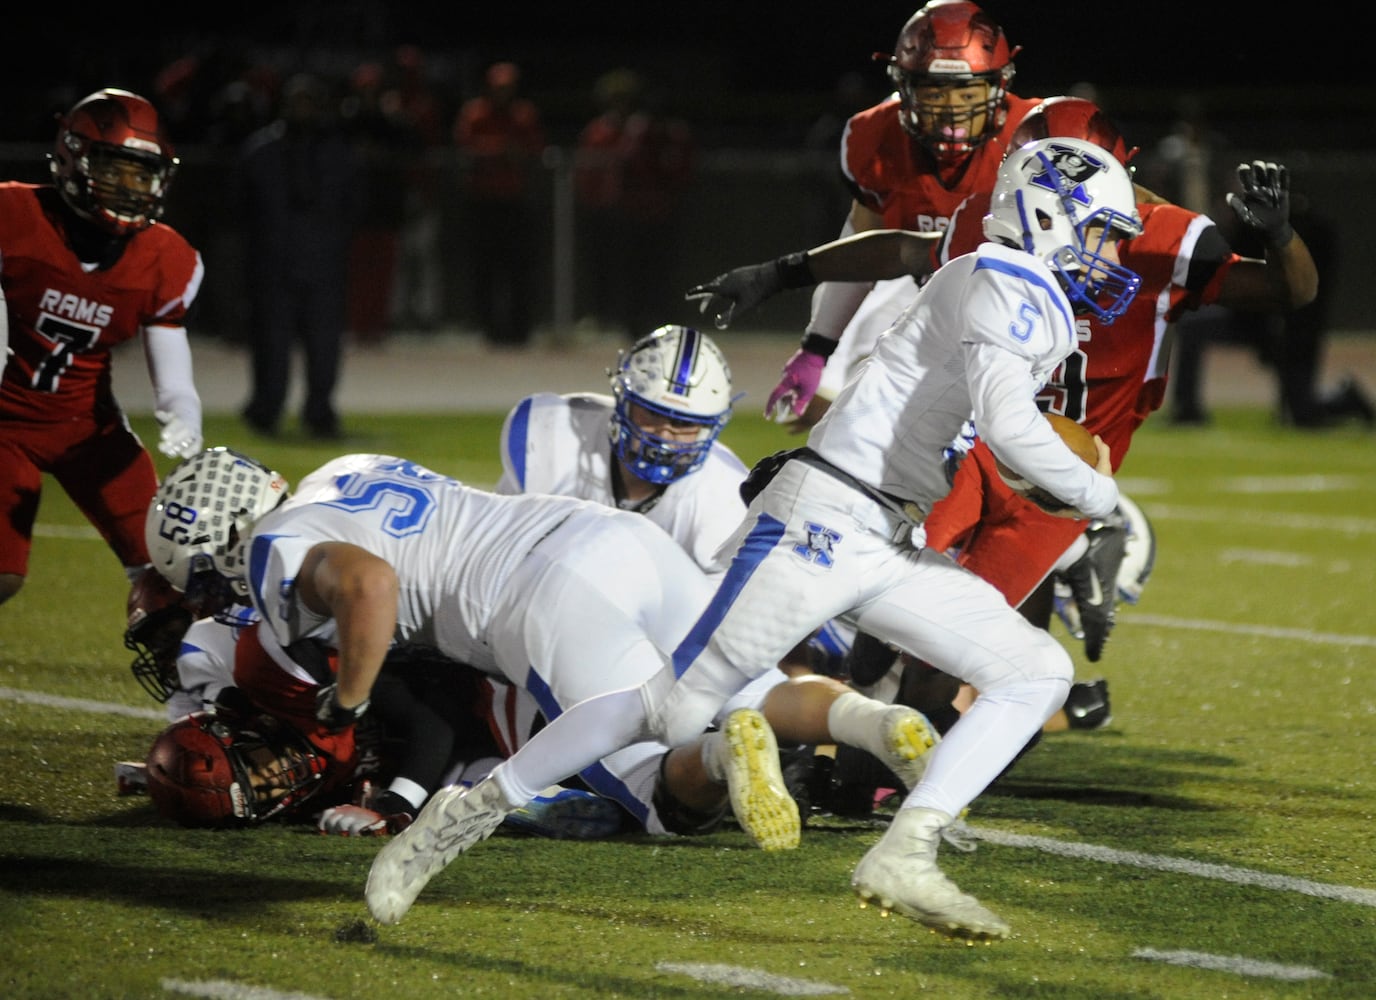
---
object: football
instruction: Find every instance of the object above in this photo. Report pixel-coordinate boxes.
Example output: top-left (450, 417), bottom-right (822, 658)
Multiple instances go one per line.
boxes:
top-left (993, 413), bottom-right (1100, 510)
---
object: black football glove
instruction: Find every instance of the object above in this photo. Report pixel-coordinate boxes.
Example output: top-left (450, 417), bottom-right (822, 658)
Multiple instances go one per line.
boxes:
top-left (1226, 160), bottom-right (1293, 248)
top-left (1058, 511), bottom-right (1128, 662)
top-left (685, 252), bottom-right (813, 329)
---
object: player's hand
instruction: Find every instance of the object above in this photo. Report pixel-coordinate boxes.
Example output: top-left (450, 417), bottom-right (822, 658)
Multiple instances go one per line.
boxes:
top-left (314, 682), bottom-right (369, 733)
top-left (318, 804), bottom-right (389, 836)
top-left (685, 261), bottom-right (786, 329)
top-left (1227, 160), bottom-right (1293, 247)
top-left (155, 410), bottom-right (202, 459)
top-left (1058, 512), bottom-right (1128, 662)
top-left (765, 348), bottom-right (827, 421)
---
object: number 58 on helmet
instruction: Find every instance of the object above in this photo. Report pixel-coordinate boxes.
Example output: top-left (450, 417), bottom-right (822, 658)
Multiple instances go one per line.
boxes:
top-left (145, 448), bottom-right (290, 600)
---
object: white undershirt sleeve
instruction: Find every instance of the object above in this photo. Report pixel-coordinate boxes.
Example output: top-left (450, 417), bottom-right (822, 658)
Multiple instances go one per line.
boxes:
top-left (143, 324), bottom-right (202, 431)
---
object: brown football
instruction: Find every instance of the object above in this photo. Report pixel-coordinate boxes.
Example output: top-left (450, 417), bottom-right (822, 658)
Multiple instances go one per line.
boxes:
top-left (993, 413), bottom-right (1100, 507)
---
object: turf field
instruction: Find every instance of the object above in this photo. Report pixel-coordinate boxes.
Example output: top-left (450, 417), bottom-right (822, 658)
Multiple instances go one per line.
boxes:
top-left (2, 407), bottom-right (1373, 999)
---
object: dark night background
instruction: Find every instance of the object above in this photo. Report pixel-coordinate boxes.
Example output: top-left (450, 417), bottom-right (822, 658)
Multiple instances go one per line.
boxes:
top-left (2, 3), bottom-right (1364, 148)
top-left (5, 2), bottom-right (1373, 334)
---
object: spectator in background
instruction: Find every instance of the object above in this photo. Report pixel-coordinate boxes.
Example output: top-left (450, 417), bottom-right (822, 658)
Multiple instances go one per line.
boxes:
top-left (388, 45), bottom-right (447, 334)
top-left (453, 61), bottom-right (545, 349)
top-left (1272, 193), bottom-right (1374, 428)
top-left (341, 61), bottom-right (411, 346)
top-left (238, 72), bottom-right (363, 439)
top-left (574, 68), bottom-right (696, 339)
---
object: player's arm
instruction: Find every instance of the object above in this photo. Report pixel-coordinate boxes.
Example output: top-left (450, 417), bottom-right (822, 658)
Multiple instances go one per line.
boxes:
top-left (143, 323), bottom-right (203, 459)
top-left (296, 542), bottom-right (399, 726)
top-left (807, 229), bottom-right (938, 283)
top-left (1215, 160), bottom-right (1319, 311)
top-left (967, 326), bottom-right (1117, 521)
top-left (685, 226), bottom-right (937, 332)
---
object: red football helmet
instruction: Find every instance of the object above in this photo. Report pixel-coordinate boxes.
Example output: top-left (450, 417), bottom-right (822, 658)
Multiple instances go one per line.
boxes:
top-left (882, 1), bottom-right (1018, 162)
top-left (145, 710), bottom-right (330, 827)
top-left (48, 88), bottom-right (178, 236)
top-left (1010, 96), bottom-right (1138, 167)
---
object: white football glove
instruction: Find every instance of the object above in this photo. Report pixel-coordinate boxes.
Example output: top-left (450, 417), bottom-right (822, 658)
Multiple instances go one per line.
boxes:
top-left (155, 409), bottom-right (203, 459)
top-left (317, 804), bottom-right (389, 837)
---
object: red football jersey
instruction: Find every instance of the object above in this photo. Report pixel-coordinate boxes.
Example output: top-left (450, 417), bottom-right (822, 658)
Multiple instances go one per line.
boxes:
top-left (841, 93), bottom-right (1043, 232)
top-left (0, 182), bottom-right (203, 422)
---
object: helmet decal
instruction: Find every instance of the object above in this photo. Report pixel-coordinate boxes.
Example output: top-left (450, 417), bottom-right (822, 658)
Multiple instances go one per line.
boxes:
top-left (983, 137), bottom-right (1142, 324)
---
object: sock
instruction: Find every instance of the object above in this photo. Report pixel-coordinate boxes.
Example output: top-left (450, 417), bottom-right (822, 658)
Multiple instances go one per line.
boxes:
top-left (826, 690), bottom-right (891, 758)
top-left (700, 732), bottom-right (728, 783)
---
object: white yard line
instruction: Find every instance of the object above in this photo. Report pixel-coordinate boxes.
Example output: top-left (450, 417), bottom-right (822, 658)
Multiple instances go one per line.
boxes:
top-left (655, 962), bottom-right (849, 996)
top-left (970, 827), bottom-right (1376, 908)
top-left (163, 979), bottom-right (333, 1000)
top-left (0, 686), bottom-right (163, 720)
top-left (1131, 948), bottom-right (1330, 981)
top-left (1142, 503), bottom-right (1376, 535)
top-left (1122, 613), bottom-right (1376, 648)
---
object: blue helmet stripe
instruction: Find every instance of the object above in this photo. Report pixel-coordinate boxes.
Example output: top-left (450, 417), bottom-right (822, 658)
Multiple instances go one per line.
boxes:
top-left (669, 327), bottom-right (699, 397)
top-left (505, 396), bottom-right (534, 489)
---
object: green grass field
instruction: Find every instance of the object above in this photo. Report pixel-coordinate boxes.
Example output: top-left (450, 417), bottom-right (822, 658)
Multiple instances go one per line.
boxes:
top-left (2, 408), bottom-right (1373, 999)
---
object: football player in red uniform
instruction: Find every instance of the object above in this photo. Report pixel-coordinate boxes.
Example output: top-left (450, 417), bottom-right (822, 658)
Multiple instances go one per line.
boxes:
top-left (691, 1), bottom-right (1041, 420)
top-left (0, 88), bottom-right (204, 608)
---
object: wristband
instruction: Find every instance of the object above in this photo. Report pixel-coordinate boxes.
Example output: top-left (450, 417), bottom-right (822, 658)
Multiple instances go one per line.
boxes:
top-left (315, 683), bottom-right (370, 730)
top-left (775, 251), bottom-right (816, 289)
top-left (800, 332), bottom-right (839, 358)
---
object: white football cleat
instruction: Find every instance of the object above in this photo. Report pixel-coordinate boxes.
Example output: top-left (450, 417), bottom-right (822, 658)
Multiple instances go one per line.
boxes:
top-left (365, 778), bottom-right (512, 925)
top-left (721, 708), bottom-right (800, 851)
top-left (852, 807), bottom-right (1010, 940)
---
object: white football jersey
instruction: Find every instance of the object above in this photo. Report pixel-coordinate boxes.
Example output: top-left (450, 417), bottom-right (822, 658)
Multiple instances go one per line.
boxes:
top-left (495, 391), bottom-right (749, 576)
top-left (166, 615), bottom-right (242, 720)
top-left (246, 454), bottom-right (613, 671)
top-left (807, 243), bottom-right (1119, 520)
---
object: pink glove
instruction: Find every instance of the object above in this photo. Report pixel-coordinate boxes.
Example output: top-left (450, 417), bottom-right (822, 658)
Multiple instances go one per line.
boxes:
top-left (765, 349), bottom-right (827, 421)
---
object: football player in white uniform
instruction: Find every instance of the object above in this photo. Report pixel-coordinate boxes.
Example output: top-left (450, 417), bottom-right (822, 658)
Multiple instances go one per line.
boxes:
top-left (143, 448), bottom-right (931, 846)
top-left (362, 138), bottom-right (1141, 939)
top-left (497, 324), bottom-right (747, 578)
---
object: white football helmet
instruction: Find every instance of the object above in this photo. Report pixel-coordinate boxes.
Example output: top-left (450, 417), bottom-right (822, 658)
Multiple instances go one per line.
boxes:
top-left (145, 447), bottom-right (290, 599)
top-left (983, 136), bottom-right (1143, 323)
top-left (608, 325), bottom-right (739, 484)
